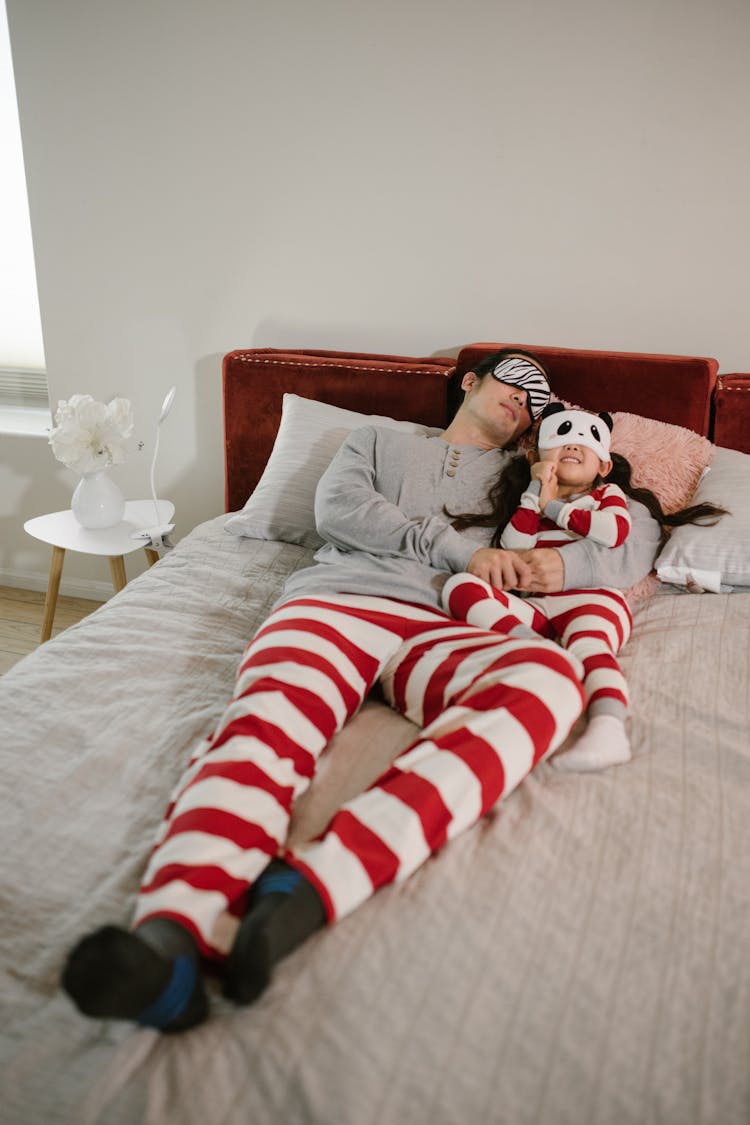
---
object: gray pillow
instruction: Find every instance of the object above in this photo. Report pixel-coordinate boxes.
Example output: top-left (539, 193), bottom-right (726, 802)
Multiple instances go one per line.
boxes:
top-left (225, 393), bottom-right (431, 549)
top-left (655, 446), bottom-right (750, 592)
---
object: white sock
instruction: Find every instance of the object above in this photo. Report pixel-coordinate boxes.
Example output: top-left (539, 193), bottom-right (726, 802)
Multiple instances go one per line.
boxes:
top-left (552, 713), bottom-right (631, 772)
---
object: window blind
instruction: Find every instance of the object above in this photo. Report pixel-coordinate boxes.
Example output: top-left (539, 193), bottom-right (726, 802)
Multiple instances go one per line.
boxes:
top-left (1, 0), bottom-right (48, 417)
top-left (0, 368), bottom-right (49, 409)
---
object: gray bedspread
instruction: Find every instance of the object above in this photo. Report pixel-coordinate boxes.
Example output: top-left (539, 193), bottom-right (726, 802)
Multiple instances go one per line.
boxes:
top-left (1, 516), bottom-right (749, 1125)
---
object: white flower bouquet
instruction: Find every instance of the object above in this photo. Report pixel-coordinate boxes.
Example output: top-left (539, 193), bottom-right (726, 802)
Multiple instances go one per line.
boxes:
top-left (49, 394), bottom-right (134, 476)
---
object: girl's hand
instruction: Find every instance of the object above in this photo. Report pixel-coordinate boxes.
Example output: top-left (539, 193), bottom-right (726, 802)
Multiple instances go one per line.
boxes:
top-left (530, 460), bottom-right (558, 510)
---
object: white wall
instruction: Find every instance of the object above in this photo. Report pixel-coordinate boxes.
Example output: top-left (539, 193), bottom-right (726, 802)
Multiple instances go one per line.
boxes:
top-left (5, 0), bottom-right (750, 596)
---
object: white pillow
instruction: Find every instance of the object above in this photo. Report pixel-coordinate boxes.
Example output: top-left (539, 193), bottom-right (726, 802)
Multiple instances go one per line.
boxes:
top-left (655, 446), bottom-right (750, 592)
top-left (225, 393), bottom-right (432, 548)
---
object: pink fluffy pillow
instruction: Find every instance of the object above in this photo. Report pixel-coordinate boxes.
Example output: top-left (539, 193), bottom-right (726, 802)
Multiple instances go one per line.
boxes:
top-left (609, 413), bottom-right (713, 601)
top-left (608, 411), bottom-right (713, 514)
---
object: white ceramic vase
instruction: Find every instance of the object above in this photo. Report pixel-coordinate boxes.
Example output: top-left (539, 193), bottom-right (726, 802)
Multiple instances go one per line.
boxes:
top-left (71, 470), bottom-right (126, 529)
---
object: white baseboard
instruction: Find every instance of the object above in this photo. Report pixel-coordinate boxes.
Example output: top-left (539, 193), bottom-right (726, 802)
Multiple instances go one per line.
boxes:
top-left (0, 568), bottom-right (113, 602)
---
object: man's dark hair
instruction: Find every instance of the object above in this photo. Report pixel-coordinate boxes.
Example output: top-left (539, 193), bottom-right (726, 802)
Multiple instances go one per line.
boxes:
top-left (448, 347), bottom-right (551, 420)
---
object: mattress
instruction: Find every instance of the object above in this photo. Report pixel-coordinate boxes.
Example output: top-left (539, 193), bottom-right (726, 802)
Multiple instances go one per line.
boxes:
top-left (1, 515), bottom-right (749, 1124)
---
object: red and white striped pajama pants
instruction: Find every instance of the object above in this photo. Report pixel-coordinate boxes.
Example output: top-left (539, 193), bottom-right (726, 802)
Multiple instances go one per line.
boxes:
top-left (442, 575), bottom-right (633, 716)
top-left (133, 594), bottom-right (585, 960)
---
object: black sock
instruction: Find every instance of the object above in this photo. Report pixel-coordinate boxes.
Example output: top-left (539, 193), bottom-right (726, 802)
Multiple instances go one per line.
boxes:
top-left (61, 920), bottom-right (208, 1032)
top-left (223, 859), bottom-right (326, 1005)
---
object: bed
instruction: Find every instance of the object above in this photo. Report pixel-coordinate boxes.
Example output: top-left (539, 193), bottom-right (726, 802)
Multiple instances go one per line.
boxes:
top-left (2, 341), bottom-right (750, 1125)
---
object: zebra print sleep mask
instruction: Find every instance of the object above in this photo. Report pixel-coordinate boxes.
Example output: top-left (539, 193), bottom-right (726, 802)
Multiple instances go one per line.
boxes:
top-left (490, 356), bottom-right (551, 420)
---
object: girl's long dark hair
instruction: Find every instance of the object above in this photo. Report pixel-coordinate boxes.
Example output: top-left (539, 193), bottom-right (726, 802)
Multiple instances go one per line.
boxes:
top-left (449, 451), bottom-right (728, 548)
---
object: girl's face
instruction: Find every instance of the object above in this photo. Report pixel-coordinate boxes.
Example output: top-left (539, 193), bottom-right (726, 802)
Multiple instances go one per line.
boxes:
top-left (539, 443), bottom-right (612, 491)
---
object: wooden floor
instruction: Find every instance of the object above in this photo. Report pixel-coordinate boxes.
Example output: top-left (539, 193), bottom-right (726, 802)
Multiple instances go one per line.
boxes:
top-left (0, 585), bottom-right (104, 675)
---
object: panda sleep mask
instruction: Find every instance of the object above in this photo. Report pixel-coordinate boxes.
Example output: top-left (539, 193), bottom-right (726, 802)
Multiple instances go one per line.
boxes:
top-left (538, 403), bottom-right (613, 462)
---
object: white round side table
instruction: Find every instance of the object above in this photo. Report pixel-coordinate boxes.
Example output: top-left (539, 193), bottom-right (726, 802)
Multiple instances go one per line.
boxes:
top-left (24, 499), bottom-right (175, 643)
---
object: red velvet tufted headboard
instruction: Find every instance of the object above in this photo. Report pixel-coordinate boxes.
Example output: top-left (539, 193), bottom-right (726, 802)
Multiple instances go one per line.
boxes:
top-left (222, 342), bottom-right (743, 514)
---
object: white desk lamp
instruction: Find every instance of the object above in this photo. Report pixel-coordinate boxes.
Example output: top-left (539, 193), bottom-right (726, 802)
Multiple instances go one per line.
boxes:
top-left (131, 385), bottom-right (177, 548)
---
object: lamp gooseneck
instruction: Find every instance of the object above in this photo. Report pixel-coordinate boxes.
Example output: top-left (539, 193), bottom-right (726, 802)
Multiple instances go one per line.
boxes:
top-left (132, 386), bottom-right (177, 547)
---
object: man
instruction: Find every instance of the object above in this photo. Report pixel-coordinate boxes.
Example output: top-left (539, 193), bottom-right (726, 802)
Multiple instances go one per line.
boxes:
top-left (62, 351), bottom-right (660, 1031)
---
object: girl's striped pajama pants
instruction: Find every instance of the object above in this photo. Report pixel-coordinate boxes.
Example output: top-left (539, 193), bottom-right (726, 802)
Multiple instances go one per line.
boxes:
top-left (133, 593), bottom-right (585, 960)
top-left (442, 574), bottom-right (633, 717)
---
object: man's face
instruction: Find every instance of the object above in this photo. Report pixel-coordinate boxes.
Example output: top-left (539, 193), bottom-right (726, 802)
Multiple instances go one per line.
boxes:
top-left (460, 369), bottom-right (534, 446)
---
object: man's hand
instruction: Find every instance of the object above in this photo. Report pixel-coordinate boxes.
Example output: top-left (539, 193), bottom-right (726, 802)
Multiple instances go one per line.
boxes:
top-left (515, 548), bottom-right (565, 592)
top-left (467, 548), bottom-right (533, 590)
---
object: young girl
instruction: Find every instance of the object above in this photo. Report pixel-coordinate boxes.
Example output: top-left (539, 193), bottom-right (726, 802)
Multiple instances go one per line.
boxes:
top-left (443, 403), bottom-right (726, 771)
